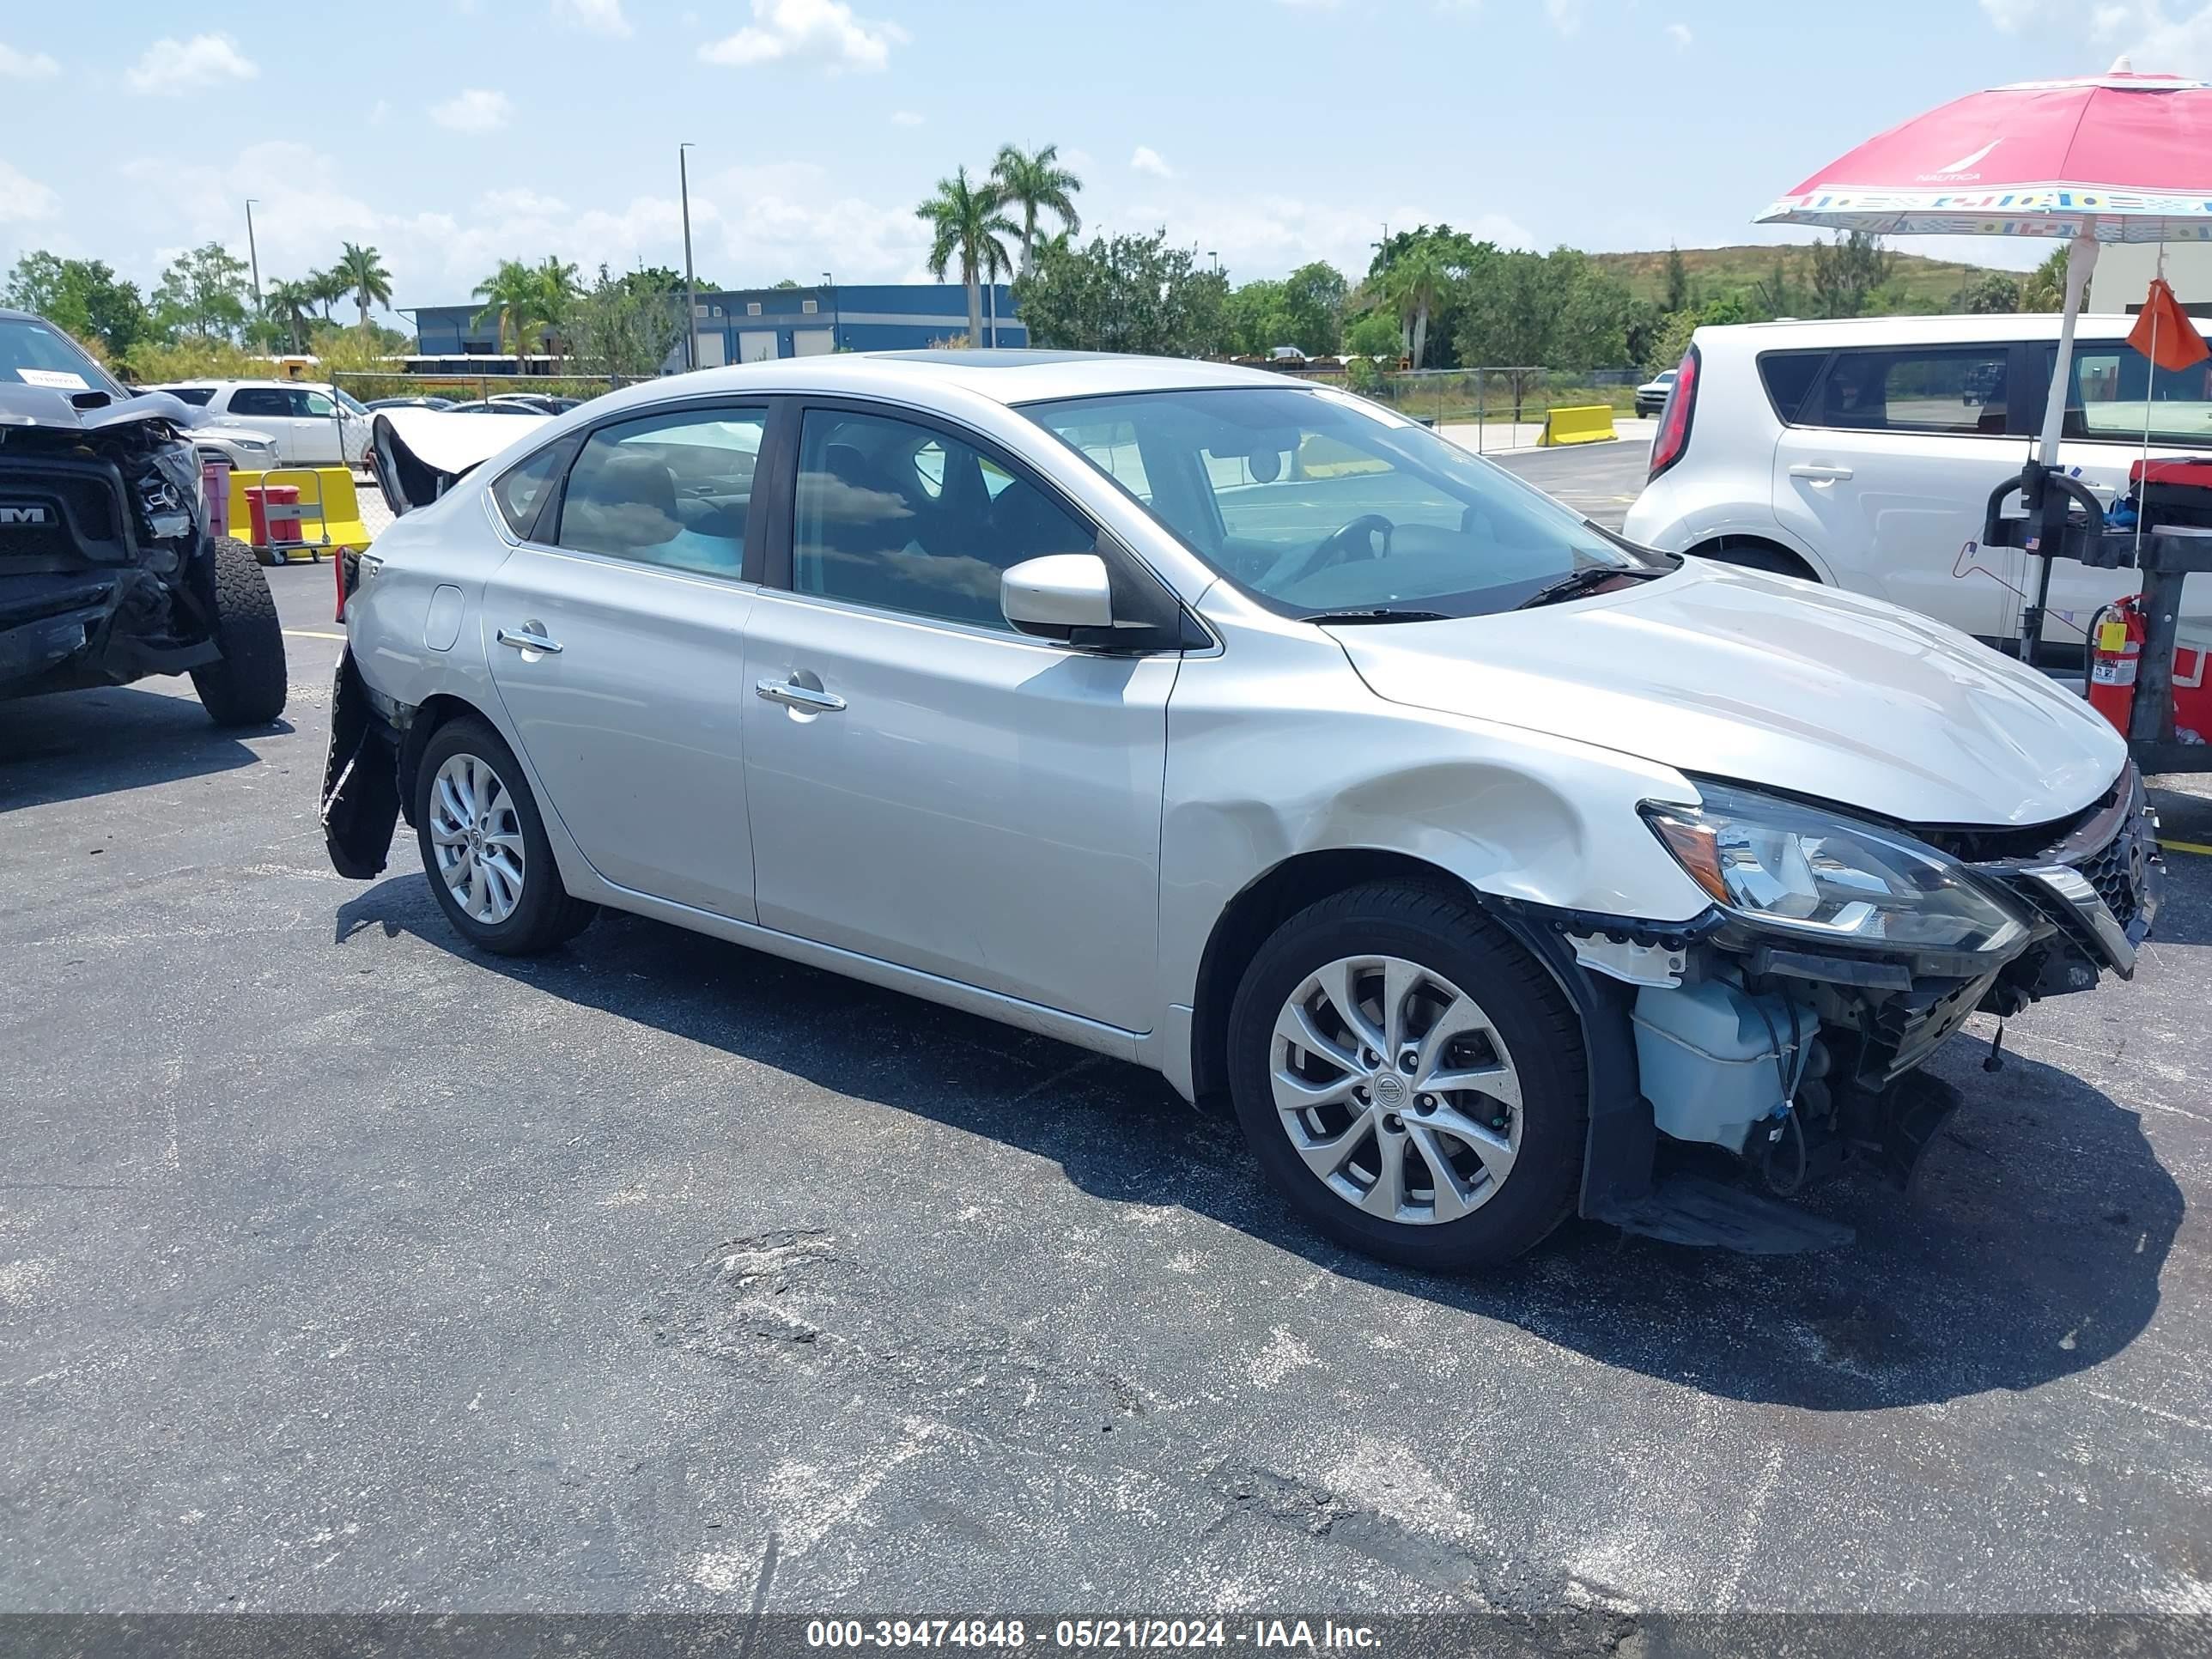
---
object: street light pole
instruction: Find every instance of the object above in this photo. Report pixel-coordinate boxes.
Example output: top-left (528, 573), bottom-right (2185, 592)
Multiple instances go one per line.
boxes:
top-left (822, 270), bottom-right (836, 349)
top-left (678, 143), bottom-right (698, 371)
top-left (244, 198), bottom-right (263, 315)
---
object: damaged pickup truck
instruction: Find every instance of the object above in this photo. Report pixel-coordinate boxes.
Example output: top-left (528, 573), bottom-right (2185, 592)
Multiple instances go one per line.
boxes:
top-left (321, 356), bottom-right (2162, 1265)
top-left (0, 307), bottom-right (284, 725)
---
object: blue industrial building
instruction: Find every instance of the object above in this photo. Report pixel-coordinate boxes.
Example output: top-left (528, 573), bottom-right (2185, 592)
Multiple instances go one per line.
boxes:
top-left (409, 281), bottom-right (1024, 373)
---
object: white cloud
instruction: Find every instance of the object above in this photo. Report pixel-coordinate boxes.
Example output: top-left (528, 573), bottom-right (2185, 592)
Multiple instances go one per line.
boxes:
top-left (890, 109), bottom-right (924, 126)
top-left (555, 0), bottom-right (633, 33)
top-left (1544, 0), bottom-right (1583, 34)
top-left (125, 34), bottom-right (258, 94)
top-left (431, 88), bottom-right (514, 133)
top-left (1130, 146), bottom-right (1174, 179)
top-left (697, 0), bottom-right (905, 72)
top-left (0, 43), bottom-right (59, 78)
top-left (2128, 2), bottom-right (2212, 74)
top-left (2093, 1), bottom-right (2133, 29)
top-left (1666, 21), bottom-right (1692, 47)
top-left (0, 161), bottom-right (58, 223)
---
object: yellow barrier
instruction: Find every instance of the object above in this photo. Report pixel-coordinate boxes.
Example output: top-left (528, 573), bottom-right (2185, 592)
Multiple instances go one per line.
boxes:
top-left (227, 468), bottom-right (375, 564)
top-left (1537, 404), bottom-right (1620, 447)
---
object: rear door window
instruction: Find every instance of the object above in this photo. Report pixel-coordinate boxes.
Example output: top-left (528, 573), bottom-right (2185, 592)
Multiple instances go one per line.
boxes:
top-left (1807, 348), bottom-right (2012, 436)
top-left (228, 387), bottom-right (293, 419)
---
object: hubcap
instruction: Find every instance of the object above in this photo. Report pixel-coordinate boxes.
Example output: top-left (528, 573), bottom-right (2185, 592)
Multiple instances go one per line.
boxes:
top-left (429, 752), bottom-right (526, 925)
top-left (1269, 954), bottom-right (1523, 1225)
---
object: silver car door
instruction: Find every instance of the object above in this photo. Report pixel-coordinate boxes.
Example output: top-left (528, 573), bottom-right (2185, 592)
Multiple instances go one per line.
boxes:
top-left (740, 402), bottom-right (1174, 1032)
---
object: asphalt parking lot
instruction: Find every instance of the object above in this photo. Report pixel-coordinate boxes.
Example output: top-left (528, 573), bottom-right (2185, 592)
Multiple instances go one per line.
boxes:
top-left (4, 547), bottom-right (2212, 1620)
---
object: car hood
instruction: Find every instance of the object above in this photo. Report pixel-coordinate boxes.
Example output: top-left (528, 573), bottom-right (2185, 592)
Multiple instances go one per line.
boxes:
top-left (1326, 562), bottom-right (2127, 829)
top-left (0, 382), bottom-right (192, 435)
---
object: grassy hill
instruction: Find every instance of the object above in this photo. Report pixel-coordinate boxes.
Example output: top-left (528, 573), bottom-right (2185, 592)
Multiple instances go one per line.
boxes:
top-left (1592, 244), bottom-right (2013, 310)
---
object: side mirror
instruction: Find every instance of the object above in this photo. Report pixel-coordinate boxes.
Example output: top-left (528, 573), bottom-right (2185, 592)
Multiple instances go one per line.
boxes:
top-left (1001, 553), bottom-right (1115, 638)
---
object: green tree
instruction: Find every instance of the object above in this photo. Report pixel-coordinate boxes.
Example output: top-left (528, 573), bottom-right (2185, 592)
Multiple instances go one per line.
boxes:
top-left (916, 166), bottom-right (1019, 345)
top-left (262, 278), bottom-right (319, 352)
top-left (4, 252), bottom-right (149, 358)
top-left (1379, 244), bottom-right (1453, 369)
top-left (335, 242), bottom-right (394, 328)
top-left (567, 264), bottom-right (684, 380)
top-left (305, 266), bottom-right (349, 322)
top-left (2021, 246), bottom-right (2082, 312)
top-left (1367, 225), bottom-right (1490, 368)
top-left (152, 242), bottom-right (252, 343)
top-left (1750, 250), bottom-right (1800, 320)
top-left (1280, 261), bottom-right (1347, 356)
top-left (1224, 278), bottom-right (1291, 356)
top-left (1014, 231), bottom-right (1229, 357)
top-left (1343, 309), bottom-right (1402, 360)
top-left (534, 255), bottom-right (582, 363)
top-left (1663, 245), bottom-right (1692, 313)
top-left (472, 258), bottom-right (544, 356)
top-left (989, 143), bottom-right (1082, 278)
top-left (1649, 293), bottom-right (1757, 377)
top-left (1965, 272), bottom-right (2021, 314)
top-left (1808, 230), bottom-right (1894, 319)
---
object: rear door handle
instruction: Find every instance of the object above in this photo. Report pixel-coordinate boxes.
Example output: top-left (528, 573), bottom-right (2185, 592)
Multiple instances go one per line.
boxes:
top-left (1789, 463), bottom-right (1854, 483)
top-left (496, 626), bottom-right (562, 654)
top-left (756, 678), bottom-right (846, 713)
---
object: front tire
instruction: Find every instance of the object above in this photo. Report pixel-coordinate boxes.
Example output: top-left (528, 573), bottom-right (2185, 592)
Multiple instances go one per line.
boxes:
top-left (1225, 883), bottom-right (1588, 1270)
top-left (190, 537), bottom-right (288, 726)
top-left (412, 715), bottom-right (597, 955)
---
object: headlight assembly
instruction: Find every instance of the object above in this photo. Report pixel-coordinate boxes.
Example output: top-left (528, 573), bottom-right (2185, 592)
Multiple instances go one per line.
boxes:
top-left (1643, 784), bottom-right (2028, 955)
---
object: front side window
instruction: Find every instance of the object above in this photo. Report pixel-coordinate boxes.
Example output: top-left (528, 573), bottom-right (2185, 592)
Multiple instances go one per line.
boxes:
top-left (554, 406), bottom-right (765, 577)
top-left (2048, 343), bottom-right (2212, 450)
top-left (1024, 385), bottom-right (1648, 617)
top-left (1808, 348), bottom-right (2010, 436)
top-left (297, 390), bottom-right (337, 418)
top-left (792, 408), bottom-right (1095, 631)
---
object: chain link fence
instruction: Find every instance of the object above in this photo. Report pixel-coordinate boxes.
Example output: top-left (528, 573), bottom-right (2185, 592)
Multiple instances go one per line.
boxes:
top-left (331, 369), bottom-right (630, 408)
top-left (1350, 367), bottom-right (1644, 453)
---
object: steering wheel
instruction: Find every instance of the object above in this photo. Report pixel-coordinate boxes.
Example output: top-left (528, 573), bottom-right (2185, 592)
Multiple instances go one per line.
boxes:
top-left (1287, 514), bottom-right (1395, 586)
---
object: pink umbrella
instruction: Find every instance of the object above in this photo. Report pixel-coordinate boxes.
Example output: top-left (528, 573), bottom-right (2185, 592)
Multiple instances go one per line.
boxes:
top-left (1759, 60), bottom-right (2212, 464)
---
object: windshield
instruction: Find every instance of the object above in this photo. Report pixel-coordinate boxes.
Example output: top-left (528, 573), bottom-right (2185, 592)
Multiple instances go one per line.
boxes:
top-left (1023, 385), bottom-right (1652, 617)
top-left (0, 315), bottom-right (127, 399)
top-left (332, 387), bottom-right (371, 418)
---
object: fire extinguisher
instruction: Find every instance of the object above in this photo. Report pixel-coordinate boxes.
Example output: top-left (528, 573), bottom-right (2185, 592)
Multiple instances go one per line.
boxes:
top-left (2087, 595), bottom-right (2145, 735)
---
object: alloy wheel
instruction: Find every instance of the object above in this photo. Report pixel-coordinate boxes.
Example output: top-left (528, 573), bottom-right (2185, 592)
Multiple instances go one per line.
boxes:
top-left (1269, 954), bottom-right (1522, 1224)
top-left (428, 752), bottom-right (526, 926)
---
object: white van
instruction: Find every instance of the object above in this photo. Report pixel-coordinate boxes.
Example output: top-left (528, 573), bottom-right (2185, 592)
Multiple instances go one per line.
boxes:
top-left (1622, 313), bottom-right (2212, 646)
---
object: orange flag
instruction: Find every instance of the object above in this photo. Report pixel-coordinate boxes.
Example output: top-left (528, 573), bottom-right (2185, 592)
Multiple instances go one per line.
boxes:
top-left (2128, 276), bottom-right (2210, 372)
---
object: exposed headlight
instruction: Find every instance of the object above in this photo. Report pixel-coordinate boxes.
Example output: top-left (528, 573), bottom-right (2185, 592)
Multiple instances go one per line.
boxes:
top-left (1642, 784), bottom-right (2029, 954)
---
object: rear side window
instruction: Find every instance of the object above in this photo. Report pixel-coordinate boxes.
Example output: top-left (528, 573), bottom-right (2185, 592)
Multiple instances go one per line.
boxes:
top-left (1757, 352), bottom-right (1827, 424)
top-left (491, 444), bottom-right (569, 538)
top-left (2045, 343), bottom-right (2212, 450)
top-left (555, 406), bottom-right (766, 577)
top-left (1806, 348), bottom-right (2011, 437)
top-left (228, 387), bottom-right (291, 418)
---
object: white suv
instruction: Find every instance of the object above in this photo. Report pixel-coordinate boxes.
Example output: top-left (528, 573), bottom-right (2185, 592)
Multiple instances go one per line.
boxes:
top-left (1623, 313), bottom-right (2211, 646)
top-left (149, 380), bottom-right (372, 468)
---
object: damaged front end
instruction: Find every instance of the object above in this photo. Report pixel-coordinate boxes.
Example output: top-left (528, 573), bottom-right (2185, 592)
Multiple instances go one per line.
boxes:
top-left (1531, 769), bottom-right (2162, 1251)
top-left (0, 382), bottom-right (222, 698)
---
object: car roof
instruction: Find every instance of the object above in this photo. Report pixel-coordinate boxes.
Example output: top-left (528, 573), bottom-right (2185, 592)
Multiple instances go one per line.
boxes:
top-left (611, 349), bottom-right (1292, 410)
top-left (1693, 311), bottom-right (2148, 350)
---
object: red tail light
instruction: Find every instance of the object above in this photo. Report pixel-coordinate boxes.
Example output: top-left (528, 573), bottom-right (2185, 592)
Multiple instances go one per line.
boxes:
top-left (1648, 344), bottom-right (1698, 480)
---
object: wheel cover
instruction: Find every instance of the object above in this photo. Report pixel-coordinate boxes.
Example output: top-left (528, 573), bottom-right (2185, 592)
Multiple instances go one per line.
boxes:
top-left (1269, 954), bottom-right (1523, 1225)
top-left (429, 752), bottom-right (526, 926)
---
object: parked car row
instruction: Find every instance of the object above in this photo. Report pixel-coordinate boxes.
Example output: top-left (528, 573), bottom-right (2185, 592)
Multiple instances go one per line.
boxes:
top-left (322, 349), bottom-right (2160, 1270)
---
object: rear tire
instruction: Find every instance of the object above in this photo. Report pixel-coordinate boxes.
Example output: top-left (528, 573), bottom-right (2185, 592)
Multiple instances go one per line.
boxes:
top-left (1225, 882), bottom-right (1588, 1271)
top-left (412, 715), bottom-right (597, 956)
top-left (190, 538), bottom-right (288, 726)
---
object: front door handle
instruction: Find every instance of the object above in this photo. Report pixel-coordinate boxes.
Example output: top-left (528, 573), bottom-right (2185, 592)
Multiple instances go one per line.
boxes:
top-left (496, 626), bottom-right (562, 654)
top-left (756, 678), bottom-right (846, 713)
top-left (1789, 463), bottom-right (1854, 483)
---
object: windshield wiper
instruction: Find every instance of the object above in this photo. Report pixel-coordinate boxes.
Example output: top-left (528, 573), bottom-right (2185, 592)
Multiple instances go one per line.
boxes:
top-left (1303, 607), bottom-right (1452, 625)
top-left (1514, 565), bottom-right (1662, 611)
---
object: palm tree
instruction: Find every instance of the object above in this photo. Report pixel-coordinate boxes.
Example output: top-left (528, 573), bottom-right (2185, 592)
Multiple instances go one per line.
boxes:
top-left (307, 266), bottom-right (349, 323)
top-left (336, 242), bottom-right (393, 328)
top-left (915, 167), bottom-right (1018, 346)
top-left (472, 259), bottom-right (543, 358)
top-left (1381, 245), bottom-right (1448, 370)
top-left (262, 279), bottom-right (317, 353)
top-left (989, 143), bottom-right (1081, 278)
top-left (534, 256), bottom-right (581, 368)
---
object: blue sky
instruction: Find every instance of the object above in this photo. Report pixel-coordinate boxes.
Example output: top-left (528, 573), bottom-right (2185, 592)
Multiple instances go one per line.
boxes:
top-left (3, 0), bottom-right (2209, 313)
